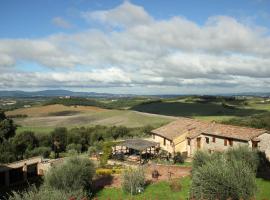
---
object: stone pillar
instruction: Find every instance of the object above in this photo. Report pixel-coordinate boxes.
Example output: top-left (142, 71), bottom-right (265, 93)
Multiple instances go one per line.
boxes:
top-left (22, 163), bottom-right (27, 182)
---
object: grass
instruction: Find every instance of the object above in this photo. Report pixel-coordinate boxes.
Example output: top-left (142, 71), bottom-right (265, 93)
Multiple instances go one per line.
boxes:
top-left (95, 177), bottom-right (270, 200)
top-left (95, 176), bottom-right (191, 200)
top-left (256, 178), bottom-right (270, 199)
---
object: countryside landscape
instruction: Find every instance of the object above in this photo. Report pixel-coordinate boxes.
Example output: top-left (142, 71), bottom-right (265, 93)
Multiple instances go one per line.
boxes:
top-left (1, 0), bottom-right (270, 199)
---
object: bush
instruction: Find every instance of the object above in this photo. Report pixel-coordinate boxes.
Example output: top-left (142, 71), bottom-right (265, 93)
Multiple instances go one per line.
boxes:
top-left (226, 145), bottom-right (259, 172)
top-left (66, 143), bottom-right (82, 153)
top-left (192, 150), bottom-right (211, 170)
top-left (122, 167), bottom-right (145, 195)
top-left (88, 146), bottom-right (97, 156)
top-left (96, 168), bottom-right (113, 176)
top-left (44, 156), bottom-right (95, 193)
top-left (191, 148), bottom-right (257, 200)
top-left (8, 186), bottom-right (88, 200)
top-left (96, 168), bottom-right (123, 176)
top-left (25, 146), bottom-right (51, 158)
top-left (99, 142), bottom-right (114, 167)
top-left (173, 152), bottom-right (184, 164)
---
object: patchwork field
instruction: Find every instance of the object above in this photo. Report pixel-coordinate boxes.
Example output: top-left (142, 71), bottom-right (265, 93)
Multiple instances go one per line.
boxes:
top-left (7, 104), bottom-right (174, 134)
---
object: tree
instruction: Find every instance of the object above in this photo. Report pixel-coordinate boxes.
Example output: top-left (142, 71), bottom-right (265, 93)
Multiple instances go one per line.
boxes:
top-left (44, 156), bottom-right (95, 193)
top-left (0, 110), bottom-right (16, 142)
top-left (122, 167), bottom-right (145, 195)
top-left (191, 148), bottom-right (258, 200)
top-left (12, 131), bottom-right (38, 159)
top-left (25, 147), bottom-right (51, 158)
top-left (51, 127), bottom-right (68, 158)
top-left (0, 140), bottom-right (16, 163)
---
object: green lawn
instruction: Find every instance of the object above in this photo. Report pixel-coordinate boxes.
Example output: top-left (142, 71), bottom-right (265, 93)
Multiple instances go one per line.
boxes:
top-left (95, 177), bottom-right (191, 200)
top-left (95, 177), bottom-right (270, 200)
top-left (256, 178), bottom-right (270, 199)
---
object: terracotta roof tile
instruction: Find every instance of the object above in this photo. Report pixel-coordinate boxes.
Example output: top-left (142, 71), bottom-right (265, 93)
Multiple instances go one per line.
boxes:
top-left (151, 117), bottom-right (268, 141)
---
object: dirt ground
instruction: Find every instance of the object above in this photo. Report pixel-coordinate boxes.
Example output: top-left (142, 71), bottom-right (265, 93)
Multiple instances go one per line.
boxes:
top-left (93, 164), bottom-right (191, 189)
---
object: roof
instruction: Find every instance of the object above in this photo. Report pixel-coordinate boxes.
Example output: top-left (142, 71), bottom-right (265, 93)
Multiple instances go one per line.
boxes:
top-left (152, 117), bottom-right (268, 141)
top-left (202, 123), bottom-right (267, 141)
top-left (151, 118), bottom-right (210, 140)
top-left (119, 139), bottom-right (159, 151)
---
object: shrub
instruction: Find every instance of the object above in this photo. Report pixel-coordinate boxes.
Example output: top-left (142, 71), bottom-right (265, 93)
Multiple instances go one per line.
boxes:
top-left (8, 186), bottom-right (87, 200)
top-left (99, 142), bottom-right (114, 167)
top-left (191, 149), bottom-right (257, 200)
top-left (25, 146), bottom-right (51, 158)
top-left (173, 152), bottom-right (184, 164)
top-left (122, 167), bottom-right (145, 195)
top-left (169, 179), bottom-right (182, 192)
top-left (192, 150), bottom-right (211, 170)
top-left (66, 143), bottom-right (82, 153)
top-left (226, 145), bottom-right (259, 172)
top-left (96, 168), bottom-right (123, 176)
top-left (96, 168), bottom-right (113, 176)
top-left (88, 146), bottom-right (97, 156)
top-left (44, 156), bottom-right (95, 193)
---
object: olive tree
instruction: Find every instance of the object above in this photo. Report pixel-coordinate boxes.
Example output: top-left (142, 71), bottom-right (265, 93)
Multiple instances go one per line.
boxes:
top-left (44, 156), bottom-right (95, 193)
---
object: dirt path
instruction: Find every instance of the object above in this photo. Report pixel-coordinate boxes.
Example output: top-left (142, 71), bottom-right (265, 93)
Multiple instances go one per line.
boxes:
top-left (94, 164), bottom-right (191, 189)
top-left (131, 110), bottom-right (178, 120)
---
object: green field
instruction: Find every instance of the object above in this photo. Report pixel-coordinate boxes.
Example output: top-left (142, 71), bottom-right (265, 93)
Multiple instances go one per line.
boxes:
top-left (10, 105), bottom-right (173, 134)
top-left (95, 177), bottom-right (270, 200)
top-left (132, 101), bottom-right (267, 117)
top-left (7, 97), bottom-right (270, 135)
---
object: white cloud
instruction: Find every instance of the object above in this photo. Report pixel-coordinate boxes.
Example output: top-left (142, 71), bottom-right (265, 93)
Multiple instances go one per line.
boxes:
top-left (0, 2), bottom-right (270, 93)
top-left (81, 1), bottom-right (153, 27)
top-left (52, 17), bottom-right (73, 29)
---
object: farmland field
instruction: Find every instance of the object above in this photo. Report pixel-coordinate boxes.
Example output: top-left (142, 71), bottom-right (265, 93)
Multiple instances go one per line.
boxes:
top-left (7, 104), bottom-right (174, 134)
top-left (131, 99), bottom-right (270, 122)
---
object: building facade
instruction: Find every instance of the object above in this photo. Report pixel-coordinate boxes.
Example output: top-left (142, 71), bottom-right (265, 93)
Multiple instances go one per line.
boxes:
top-left (151, 117), bottom-right (270, 159)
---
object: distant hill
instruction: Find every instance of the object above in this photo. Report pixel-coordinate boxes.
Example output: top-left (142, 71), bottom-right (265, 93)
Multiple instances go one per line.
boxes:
top-left (0, 90), bottom-right (128, 98)
top-left (0, 90), bottom-right (269, 98)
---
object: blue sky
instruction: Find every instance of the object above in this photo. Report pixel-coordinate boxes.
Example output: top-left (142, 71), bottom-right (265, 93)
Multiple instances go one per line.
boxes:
top-left (0, 0), bottom-right (270, 94)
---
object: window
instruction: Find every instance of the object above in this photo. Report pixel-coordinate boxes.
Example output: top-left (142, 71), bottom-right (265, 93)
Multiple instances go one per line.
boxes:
top-left (206, 137), bottom-right (209, 144)
top-left (229, 139), bottom-right (233, 146)
top-left (152, 134), bottom-right (155, 139)
top-left (188, 139), bottom-right (191, 145)
top-left (212, 137), bottom-right (216, 143)
top-left (163, 138), bottom-right (166, 146)
top-left (252, 141), bottom-right (258, 149)
top-left (224, 139), bottom-right (227, 146)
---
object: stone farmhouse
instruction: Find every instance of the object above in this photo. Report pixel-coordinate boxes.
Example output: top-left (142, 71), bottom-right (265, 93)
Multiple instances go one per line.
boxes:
top-left (151, 117), bottom-right (270, 158)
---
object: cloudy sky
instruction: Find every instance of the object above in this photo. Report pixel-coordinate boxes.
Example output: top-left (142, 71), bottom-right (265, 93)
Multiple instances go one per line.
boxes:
top-left (0, 0), bottom-right (270, 94)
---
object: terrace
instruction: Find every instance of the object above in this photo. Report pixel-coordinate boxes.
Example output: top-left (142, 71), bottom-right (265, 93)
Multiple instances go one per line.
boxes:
top-left (112, 139), bottom-right (159, 164)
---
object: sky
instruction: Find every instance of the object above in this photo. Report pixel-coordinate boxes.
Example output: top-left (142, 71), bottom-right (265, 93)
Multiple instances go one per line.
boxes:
top-left (0, 0), bottom-right (270, 95)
